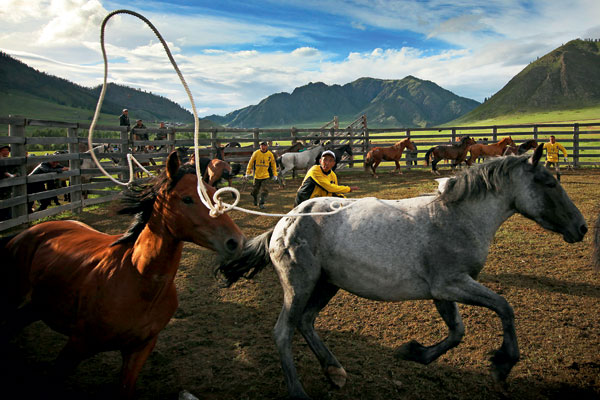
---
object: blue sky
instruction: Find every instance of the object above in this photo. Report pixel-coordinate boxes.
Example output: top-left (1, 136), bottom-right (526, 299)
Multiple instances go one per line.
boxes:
top-left (1, 0), bottom-right (599, 117)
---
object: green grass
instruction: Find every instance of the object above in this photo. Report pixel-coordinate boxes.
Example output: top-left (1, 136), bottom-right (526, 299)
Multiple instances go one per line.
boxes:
top-left (0, 90), bottom-right (119, 126)
top-left (447, 105), bottom-right (600, 126)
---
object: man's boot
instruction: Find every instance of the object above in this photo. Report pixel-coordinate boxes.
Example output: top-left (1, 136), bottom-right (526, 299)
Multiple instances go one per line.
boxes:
top-left (557, 172), bottom-right (561, 182)
top-left (251, 193), bottom-right (258, 206)
top-left (258, 193), bottom-right (267, 209)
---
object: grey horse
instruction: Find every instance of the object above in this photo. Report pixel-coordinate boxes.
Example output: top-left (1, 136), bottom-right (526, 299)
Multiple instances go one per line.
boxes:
top-left (217, 144), bottom-right (587, 399)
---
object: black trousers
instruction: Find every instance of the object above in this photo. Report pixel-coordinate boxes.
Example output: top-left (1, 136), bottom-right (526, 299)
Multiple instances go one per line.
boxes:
top-left (251, 178), bottom-right (270, 204)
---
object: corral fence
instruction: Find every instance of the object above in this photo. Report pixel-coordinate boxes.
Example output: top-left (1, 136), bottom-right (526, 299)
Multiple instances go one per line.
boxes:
top-left (1, 115), bottom-right (599, 232)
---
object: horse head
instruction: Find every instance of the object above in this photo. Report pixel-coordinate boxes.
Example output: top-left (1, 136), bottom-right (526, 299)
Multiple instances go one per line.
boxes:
top-left (512, 145), bottom-right (587, 243)
top-left (158, 152), bottom-right (244, 256)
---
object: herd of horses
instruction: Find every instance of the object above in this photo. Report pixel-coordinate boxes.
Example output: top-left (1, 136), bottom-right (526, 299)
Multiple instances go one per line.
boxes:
top-left (1, 136), bottom-right (597, 399)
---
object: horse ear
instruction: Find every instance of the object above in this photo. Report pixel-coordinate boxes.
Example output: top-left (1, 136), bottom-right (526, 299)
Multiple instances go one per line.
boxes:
top-left (166, 151), bottom-right (180, 180)
top-left (529, 144), bottom-right (544, 166)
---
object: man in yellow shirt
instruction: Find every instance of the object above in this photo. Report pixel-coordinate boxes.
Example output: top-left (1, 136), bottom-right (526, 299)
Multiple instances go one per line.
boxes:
top-left (246, 141), bottom-right (278, 209)
top-left (543, 135), bottom-right (568, 182)
top-left (294, 150), bottom-right (358, 206)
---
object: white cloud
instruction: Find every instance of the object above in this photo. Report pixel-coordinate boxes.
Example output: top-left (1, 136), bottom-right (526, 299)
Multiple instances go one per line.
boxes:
top-left (2, 0), bottom-right (600, 117)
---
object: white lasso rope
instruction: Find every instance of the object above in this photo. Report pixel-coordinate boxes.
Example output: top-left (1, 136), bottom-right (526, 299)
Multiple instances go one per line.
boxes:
top-left (92, 9), bottom-right (361, 218)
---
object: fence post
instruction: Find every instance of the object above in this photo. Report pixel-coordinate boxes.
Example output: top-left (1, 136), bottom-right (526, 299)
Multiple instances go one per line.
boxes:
top-left (291, 127), bottom-right (297, 144)
top-left (492, 126), bottom-right (498, 142)
top-left (533, 125), bottom-right (538, 141)
top-left (167, 127), bottom-right (175, 155)
top-left (119, 127), bottom-right (129, 181)
top-left (406, 129), bottom-right (412, 170)
top-left (451, 128), bottom-right (456, 142)
top-left (8, 115), bottom-right (28, 224)
top-left (329, 127), bottom-right (335, 146)
top-left (253, 128), bottom-right (260, 149)
top-left (68, 126), bottom-right (82, 213)
top-left (210, 128), bottom-right (218, 159)
top-left (573, 123), bottom-right (579, 168)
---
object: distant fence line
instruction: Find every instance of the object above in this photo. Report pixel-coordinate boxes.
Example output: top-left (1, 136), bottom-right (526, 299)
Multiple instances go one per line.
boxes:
top-left (1, 116), bottom-right (599, 232)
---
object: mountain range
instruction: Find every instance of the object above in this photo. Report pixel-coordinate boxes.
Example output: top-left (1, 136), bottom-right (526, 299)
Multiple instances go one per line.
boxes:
top-left (207, 77), bottom-right (480, 128)
top-left (2, 38), bottom-right (599, 128)
top-left (456, 39), bottom-right (600, 122)
top-left (0, 52), bottom-right (198, 125)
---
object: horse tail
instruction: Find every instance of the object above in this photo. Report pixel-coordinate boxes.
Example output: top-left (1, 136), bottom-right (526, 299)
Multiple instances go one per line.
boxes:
top-left (215, 228), bottom-right (274, 287)
top-left (424, 147), bottom-right (434, 166)
top-left (364, 151), bottom-right (373, 170)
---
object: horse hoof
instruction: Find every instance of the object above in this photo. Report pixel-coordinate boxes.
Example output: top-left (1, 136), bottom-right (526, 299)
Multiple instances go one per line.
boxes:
top-left (489, 350), bottom-right (517, 382)
top-left (325, 365), bottom-right (347, 388)
top-left (394, 340), bottom-right (429, 364)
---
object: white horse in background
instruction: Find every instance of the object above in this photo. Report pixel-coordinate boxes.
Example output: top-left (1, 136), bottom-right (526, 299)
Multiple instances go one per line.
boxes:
top-left (277, 144), bottom-right (325, 187)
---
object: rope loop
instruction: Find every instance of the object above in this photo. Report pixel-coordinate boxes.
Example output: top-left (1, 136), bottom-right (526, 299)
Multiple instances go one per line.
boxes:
top-left (93, 9), bottom-right (366, 219)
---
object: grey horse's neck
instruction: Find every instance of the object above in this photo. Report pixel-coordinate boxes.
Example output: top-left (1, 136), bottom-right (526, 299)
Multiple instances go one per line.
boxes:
top-left (437, 191), bottom-right (515, 245)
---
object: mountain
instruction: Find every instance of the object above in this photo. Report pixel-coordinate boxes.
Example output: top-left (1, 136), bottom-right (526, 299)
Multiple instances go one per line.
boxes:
top-left (455, 39), bottom-right (600, 122)
top-left (207, 76), bottom-right (480, 128)
top-left (0, 52), bottom-right (214, 126)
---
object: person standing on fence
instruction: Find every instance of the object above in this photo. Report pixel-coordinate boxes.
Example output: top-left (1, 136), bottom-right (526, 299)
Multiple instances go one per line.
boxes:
top-left (119, 108), bottom-right (130, 131)
top-left (155, 121), bottom-right (168, 152)
top-left (543, 135), bottom-right (568, 182)
top-left (294, 150), bottom-right (358, 207)
top-left (245, 141), bottom-right (278, 209)
top-left (132, 119), bottom-right (148, 152)
top-left (27, 157), bottom-right (68, 213)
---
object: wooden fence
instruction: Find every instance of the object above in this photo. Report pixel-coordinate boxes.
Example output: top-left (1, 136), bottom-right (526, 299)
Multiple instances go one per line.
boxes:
top-left (1, 116), bottom-right (599, 232)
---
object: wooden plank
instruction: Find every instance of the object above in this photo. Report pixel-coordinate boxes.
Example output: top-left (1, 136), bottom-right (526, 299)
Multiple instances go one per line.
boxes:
top-left (28, 202), bottom-right (80, 221)
top-left (0, 194), bottom-right (27, 208)
top-left (0, 215), bottom-right (28, 231)
top-left (27, 119), bottom-right (78, 128)
top-left (0, 176), bottom-right (26, 188)
top-left (26, 137), bottom-right (79, 145)
top-left (28, 185), bottom-right (75, 201)
top-left (82, 193), bottom-right (121, 207)
top-left (0, 136), bottom-right (26, 144)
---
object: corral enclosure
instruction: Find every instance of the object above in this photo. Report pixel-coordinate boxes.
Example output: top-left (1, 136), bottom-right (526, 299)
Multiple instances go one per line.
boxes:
top-left (1, 115), bottom-right (599, 233)
top-left (1, 166), bottom-right (599, 400)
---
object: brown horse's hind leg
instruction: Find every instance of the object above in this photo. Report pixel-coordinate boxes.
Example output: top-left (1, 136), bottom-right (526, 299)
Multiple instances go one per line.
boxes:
top-left (371, 161), bottom-right (381, 178)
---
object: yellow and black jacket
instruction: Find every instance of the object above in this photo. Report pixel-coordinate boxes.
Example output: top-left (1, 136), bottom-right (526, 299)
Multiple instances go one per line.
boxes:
top-left (246, 149), bottom-right (277, 180)
top-left (294, 165), bottom-right (351, 206)
top-left (543, 142), bottom-right (567, 163)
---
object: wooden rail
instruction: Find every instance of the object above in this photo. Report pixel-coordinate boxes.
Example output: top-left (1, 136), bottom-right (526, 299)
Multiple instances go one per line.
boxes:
top-left (1, 116), bottom-right (599, 232)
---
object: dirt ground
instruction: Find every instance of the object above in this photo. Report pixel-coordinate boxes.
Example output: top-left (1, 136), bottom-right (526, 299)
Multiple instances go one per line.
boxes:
top-left (1, 166), bottom-right (599, 400)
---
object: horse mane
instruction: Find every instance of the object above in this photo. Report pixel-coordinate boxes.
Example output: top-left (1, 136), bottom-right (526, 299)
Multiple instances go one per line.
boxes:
top-left (112, 163), bottom-right (197, 246)
top-left (438, 155), bottom-right (526, 205)
top-left (393, 138), bottom-right (410, 148)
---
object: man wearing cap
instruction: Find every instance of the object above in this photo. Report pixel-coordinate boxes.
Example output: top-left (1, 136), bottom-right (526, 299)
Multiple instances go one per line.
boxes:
top-left (119, 109), bottom-right (130, 131)
top-left (543, 135), bottom-right (568, 182)
top-left (294, 150), bottom-right (358, 207)
top-left (245, 141), bottom-right (278, 209)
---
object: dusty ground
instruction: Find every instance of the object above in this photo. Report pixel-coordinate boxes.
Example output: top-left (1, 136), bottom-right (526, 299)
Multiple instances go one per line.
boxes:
top-left (1, 165), bottom-right (599, 400)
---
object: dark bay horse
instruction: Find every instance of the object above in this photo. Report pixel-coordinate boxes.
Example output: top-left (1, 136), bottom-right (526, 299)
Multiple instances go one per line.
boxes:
top-left (466, 136), bottom-right (515, 165)
top-left (314, 143), bottom-right (354, 171)
top-left (1, 151), bottom-right (244, 399)
top-left (364, 138), bottom-right (415, 178)
top-left (503, 139), bottom-right (538, 156)
top-left (424, 136), bottom-right (476, 174)
top-left (187, 153), bottom-right (241, 189)
top-left (217, 144), bottom-right (587, 399)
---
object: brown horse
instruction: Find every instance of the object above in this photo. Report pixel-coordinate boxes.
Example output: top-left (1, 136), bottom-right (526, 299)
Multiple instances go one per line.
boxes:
top-left (424, 136), bottom-right (476, 175)
top-left (503, 139), bottom-right (538, 156)
top-left (364, 138), bottom-right (415, 178)
top-left (187, 153), bottom-right (241, 189)
top-left (467, 136), bottom-right (515, 165)
top-left (1, 151), bottom-right (244, 399)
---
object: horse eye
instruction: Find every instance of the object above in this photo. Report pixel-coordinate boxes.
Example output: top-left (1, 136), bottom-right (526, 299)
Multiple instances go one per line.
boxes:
top-left (182, 196), bottom-right (194, 204)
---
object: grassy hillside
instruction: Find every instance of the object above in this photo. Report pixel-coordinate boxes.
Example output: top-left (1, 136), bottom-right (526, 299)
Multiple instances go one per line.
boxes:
top-left (456, 39), bottom-right (600, 123)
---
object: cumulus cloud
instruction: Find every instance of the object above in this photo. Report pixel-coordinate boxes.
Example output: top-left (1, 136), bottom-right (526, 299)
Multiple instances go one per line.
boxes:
top-left (2, 0), bottom-right (600, 117)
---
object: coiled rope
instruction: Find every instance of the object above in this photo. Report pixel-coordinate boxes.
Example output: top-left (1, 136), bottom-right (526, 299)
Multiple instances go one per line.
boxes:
top-left (91, 9), bottom-right (362, 218)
